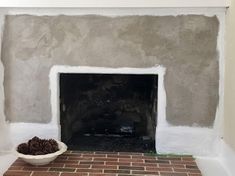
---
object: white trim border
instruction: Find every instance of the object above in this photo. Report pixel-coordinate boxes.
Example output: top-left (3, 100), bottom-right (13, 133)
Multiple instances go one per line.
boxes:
top-left (49, 65), bottom-right (167, 127)
top-left (0, 7), bottom-right (227, 17)
top-left (0, 0), bottom-right (230, 8)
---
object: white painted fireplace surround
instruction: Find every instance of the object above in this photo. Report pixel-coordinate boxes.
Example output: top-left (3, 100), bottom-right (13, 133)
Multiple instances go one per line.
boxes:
top-left (0, 7), bottom-right (225, 157)
top-left (50, 66), bottom-right (165, 146)
top-left (49, 65), bottom-right (221, 156)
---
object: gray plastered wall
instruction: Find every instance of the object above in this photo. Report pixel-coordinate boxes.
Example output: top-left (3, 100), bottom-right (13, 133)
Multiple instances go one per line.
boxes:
top-left (1, 15), bottom-right (219, 126)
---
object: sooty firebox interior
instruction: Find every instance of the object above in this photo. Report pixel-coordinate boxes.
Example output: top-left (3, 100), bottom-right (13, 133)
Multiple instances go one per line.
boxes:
top-left (60, 73), bottom-right (158, 152)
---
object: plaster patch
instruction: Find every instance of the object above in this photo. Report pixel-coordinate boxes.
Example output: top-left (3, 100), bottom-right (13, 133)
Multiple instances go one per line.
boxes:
top-left (1, 14), bottom-right (220, 126)
top-left (0, 12), bottom-right (12, 151)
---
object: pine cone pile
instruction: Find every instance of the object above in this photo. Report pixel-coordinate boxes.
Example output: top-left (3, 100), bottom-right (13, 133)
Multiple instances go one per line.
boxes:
top-left (17, 136), bottom-right (59, 155)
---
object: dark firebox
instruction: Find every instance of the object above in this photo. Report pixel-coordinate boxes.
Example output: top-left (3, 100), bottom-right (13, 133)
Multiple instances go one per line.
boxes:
top-left (60, 73), bottom-right (158, 152)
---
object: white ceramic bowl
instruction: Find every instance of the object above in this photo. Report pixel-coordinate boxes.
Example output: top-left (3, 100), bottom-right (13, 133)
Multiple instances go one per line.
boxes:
top-left (15, 140), bottom-right (67, 166)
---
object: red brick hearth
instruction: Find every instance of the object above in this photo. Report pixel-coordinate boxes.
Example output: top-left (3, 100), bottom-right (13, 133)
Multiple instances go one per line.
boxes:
top-left (4, 151), bottom-right (202, 176)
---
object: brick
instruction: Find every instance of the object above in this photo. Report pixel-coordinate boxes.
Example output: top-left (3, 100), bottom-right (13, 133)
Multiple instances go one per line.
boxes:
top-left (92, 165), bottom-right (117, 169)
top-left (182, 157), bottom-right (195, 161)
top-left (160, 172), bottom-right (187, 176)
top-left (76, 169), bottom-right (102, 173)
top-left (158, 164), bottom-right (185, 169)
top-left (95, 151), bottom-right (118, 155)
top-left (119, 152), bottom-right (143, 156)
top-left (106, 161), bottom-right (130, 166)
top-left (65, 164), bottom-right (91, 168)
top-left (80, 161), bottom-right (104, 165)
top-left (89, 174), bottom-right (116, 176)
top-left (61, 173), bottom-right (88, 176)
top-left (132, 162), bottom-right (157, 167)
top-left (23, 167), bottom-right (49, 171)
top-left (145, 159), bottom-right (169, 164)
top-left (146, 167), bottom-right (173, 172)
top-left (46, 163), bottom-right (65, 167)
top-left (4, 171), bottom-right (32, 176)
top-left (119, 166), bottom-right (144, 170)
top-left (171, 161), bottom-right (196, 165)
top-left (71, 151), bottom-right (94, 154)
top-left (57, 156), bottom-right (68, 160)
top-left (119, 158), bottom-right (143, 163)
top-left (49, 167), bottom-right (76, 172)
top-left (186, 165), bottom-right (199, 169)
top-left (94, 158), bottom-right (118, 162)
top-left (157, 157), bottom-right (182, 161)
top-left (104, 169), bottom-right (130, 174)
top-left (68, 157), bottom-right (93, 161)
top-left (32, 172), bottom-right (60, 176)
top-left (63, 154), bottom-right (82, 157)
top-left (54, 160), bottom-right (79, 164)
top-left (132, 170), bottom-right (159, 175)
top-left (174, 168), bottom-right (201, 173)
top-left (107, 155), bottom-right (131, 158)
top-left (8, 166), bottom-right (24, 170)
top-left (83, 154), bottom-right (106, 157)
top-left (132, 155), bottom-right (157, 159)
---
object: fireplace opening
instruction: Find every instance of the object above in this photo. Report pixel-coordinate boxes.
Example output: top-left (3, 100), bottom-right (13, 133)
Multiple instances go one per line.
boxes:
top-left (60, 73), bottom-right (158, 152)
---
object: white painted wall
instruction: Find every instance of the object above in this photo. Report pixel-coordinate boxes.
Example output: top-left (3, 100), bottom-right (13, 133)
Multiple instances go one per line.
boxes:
top-left (218, 0), bottom-right (235, 175)
top-left (0, 8), bottom-right (226, 157)
top-left (0, 0), bottom-right (230, 8)
top-left (224, 0), bottom-right (235, 151)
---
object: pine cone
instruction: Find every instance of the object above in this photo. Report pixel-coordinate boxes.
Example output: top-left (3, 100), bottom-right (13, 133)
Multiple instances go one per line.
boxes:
top-left (32, 136), bottom-right (40, 141)
top-left (17, 136), bottom-right (59, 155)
top-left (17, 143), bottom-right (29, 154)
top-left (42, 140), bottom-right (53, 154)
top-left (48, 139), bottom-right (57, 146)
top-left (49, 139), bottom-right (59, 152)
top-left (29, 140), bottom-right (42, 155)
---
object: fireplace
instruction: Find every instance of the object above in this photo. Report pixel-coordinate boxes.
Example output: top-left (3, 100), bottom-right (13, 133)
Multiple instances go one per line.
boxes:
top-left (60, 73), bottom-right (158, 152)
top-left (0, 13), bottom-right (221, 155)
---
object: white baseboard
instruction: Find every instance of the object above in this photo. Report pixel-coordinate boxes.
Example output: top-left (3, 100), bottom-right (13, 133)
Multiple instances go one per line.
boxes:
top-left (156, 126), bottom-right (220, 156)
top-left (0, 123), bottom-right (11, 151)
top-left (219, 140), bottom-right (235, 176)
top-left (5, 122), bottom-right (222, 158)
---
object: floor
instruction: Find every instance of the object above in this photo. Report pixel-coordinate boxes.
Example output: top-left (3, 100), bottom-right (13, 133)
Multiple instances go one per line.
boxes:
top-left (0, 152), bottom-right (17, 176)
top-left (196, 157), bottom-right (229, 176)
top-left (2, 151), bottom-right (202, 176)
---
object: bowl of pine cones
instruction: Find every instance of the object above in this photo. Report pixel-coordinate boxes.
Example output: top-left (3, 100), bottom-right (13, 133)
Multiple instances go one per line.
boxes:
top-left (15, 136), bottom-right (67, 166)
